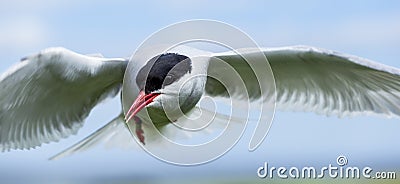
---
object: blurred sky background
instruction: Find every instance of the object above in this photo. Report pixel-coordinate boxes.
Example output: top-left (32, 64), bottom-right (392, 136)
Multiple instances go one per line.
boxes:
top-left (0, 0), bottom-right (399, 183)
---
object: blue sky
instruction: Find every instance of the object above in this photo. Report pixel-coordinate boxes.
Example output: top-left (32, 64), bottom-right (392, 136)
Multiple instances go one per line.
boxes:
top-left (0, 0), bottom-right (399, 183)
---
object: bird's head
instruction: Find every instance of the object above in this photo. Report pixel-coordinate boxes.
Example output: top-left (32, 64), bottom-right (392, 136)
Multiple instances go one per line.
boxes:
top-left (126, 53), bottom-right (206, 123)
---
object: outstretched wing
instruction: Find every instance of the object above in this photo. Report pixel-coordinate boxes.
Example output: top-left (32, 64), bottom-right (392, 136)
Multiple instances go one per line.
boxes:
top-left (0, 47), bottom-right (127, 151)
top-left (207, 45), bottom-right (400, 118)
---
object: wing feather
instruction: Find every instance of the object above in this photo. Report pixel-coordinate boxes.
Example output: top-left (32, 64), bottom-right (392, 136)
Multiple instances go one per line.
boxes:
top-left (0, 47), bottom-right (127, 151)
top-left (49, 114), bottom-right (134, 160)
top-left (207, 46), bottom-right (400, 118)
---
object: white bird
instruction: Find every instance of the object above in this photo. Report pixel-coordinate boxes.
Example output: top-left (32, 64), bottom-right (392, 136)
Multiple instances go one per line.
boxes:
top-left (1, 45), bottom-right (400, 159)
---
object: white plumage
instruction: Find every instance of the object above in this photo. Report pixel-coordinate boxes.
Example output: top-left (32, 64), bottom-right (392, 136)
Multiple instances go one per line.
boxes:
top-left (208, 46), bottom-right (400, 117)
top-left (0, 48), bottom-right (127, 151)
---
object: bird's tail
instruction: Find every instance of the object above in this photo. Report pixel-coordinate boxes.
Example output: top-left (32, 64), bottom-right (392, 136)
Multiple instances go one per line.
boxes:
top-left (49, 113), bottom-right (135, 160)
top-left (50, 106), bottom-right (250, 160)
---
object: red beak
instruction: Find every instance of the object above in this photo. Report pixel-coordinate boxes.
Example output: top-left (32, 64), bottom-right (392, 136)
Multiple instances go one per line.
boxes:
top-left (125, 91), bottom-right (160, 122)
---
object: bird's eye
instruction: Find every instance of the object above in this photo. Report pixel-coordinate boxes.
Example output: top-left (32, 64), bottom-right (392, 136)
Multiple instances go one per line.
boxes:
top-left (164, 75), bottom-right (174, 85)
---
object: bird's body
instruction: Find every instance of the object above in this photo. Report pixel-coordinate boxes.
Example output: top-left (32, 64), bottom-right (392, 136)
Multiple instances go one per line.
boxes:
top-left (1, 45), bottom-right (400, 158)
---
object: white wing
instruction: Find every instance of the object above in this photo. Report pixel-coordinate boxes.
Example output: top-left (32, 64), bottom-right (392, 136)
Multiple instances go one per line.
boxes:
top-left (0, 47), bottom-right (127, 151)
top-left (207, 45), bottom-right (400, 118)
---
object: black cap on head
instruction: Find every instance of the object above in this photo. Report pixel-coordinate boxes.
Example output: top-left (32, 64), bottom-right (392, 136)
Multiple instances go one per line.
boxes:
top-left (136, 53), bottom-right (192, 94)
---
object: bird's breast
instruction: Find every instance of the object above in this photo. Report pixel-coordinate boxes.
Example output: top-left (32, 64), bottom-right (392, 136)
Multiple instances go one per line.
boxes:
top-left (138, 75), bottom-right (205, 128)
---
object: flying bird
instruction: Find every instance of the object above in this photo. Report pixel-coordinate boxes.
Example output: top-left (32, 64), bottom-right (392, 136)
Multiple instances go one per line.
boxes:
top-left (1, 45), bottom-right (400, 158)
